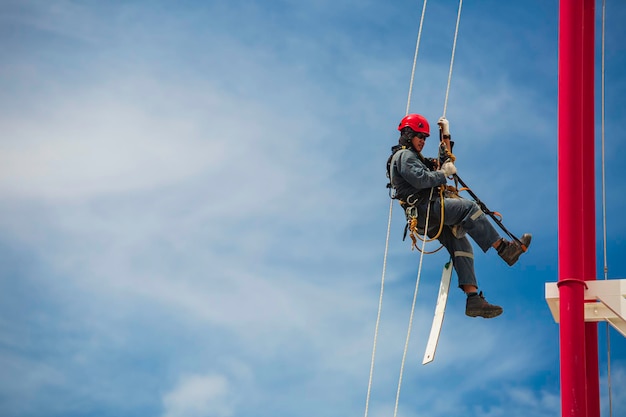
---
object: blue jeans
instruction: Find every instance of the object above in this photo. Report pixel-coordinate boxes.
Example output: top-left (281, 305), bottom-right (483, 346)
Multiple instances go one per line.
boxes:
top-left (418, 197), bottom-right (501, 288)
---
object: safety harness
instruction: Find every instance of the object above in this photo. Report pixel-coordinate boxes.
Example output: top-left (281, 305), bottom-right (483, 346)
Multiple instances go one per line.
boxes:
top-left (387, 138), bottom-right (527, 251)
top-left (386, 141), bottom-right (457, 252)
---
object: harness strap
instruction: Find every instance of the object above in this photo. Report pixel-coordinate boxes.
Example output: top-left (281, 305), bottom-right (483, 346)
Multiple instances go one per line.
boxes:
top-left (388, 148), bottom-right (409, 194)
top-left (389, 148), bottom-right (449, 253)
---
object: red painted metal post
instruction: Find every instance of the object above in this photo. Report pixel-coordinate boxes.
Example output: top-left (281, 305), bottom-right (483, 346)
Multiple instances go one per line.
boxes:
top-left (581, 1), bottom-right (600, 416)
top-left (558, 0), bottom-right (588, 416)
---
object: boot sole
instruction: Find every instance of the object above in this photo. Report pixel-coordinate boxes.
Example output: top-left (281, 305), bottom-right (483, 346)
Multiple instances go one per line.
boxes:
top-left (466, 309), bottom-right (503, 319)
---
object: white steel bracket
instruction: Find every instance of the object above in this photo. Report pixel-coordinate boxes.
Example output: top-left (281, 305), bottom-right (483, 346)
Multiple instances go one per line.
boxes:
top-left (545, 279), bottom-right (626, 337)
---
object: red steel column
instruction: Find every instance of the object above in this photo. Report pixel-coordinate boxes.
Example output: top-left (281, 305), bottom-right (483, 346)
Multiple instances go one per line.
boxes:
top-left (558, 0), bottom-right (587, 416)
top-left (581, 1), bottom-right (600, 416)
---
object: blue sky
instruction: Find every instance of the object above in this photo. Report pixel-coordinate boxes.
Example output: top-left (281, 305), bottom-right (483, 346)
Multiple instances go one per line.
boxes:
top-left (1, 1), bottom-right (625, 416)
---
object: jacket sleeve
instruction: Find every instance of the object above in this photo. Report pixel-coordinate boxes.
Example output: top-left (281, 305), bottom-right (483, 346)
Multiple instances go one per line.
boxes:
top-left (397, 151), bottom-right (447, 190)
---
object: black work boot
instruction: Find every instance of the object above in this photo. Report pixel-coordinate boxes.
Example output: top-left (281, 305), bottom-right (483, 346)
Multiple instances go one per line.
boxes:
top-left (465, 291), bottom-right (503, 319)
top-left (497, 233), bottom-right (532, 266)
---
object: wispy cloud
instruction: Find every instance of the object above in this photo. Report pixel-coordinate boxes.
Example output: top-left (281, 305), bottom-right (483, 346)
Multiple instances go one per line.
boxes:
top-left (1, 1), bottom-right (625, 417)
top-left (162, 373), bottom-right (235, 417)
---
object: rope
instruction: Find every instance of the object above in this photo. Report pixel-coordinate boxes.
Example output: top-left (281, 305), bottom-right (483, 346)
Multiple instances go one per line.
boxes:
top-left (442, 0), bottom-right (463, 118)
top-left (393, 3), bottom-right (464, 410)
top-left (412, 186), bottom-right (446, 254)
top-left (364, 2), bottom-right (430, 416)
top-left (363, 200), bottom-right (393, 417)
top-left (405, 0), bottom-right (429, 116)
top-left (392, 188), bottom-right (435, 417)
top-left (365, 1), bottom-right (462, 415)
top-left (600, 1), bottom-right (613, 416)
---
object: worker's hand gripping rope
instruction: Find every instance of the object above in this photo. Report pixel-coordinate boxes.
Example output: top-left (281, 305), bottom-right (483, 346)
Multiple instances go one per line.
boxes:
top-left (441, 161), bottom-right (456, 177)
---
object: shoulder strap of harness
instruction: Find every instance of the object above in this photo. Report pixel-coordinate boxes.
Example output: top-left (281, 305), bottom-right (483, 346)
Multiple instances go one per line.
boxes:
top-left (388, 147), bottom-right (410, 189)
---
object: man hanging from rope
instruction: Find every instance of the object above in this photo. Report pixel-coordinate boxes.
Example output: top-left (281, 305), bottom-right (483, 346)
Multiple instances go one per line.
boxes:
top-left (386, 113), bottom-right (532, 319)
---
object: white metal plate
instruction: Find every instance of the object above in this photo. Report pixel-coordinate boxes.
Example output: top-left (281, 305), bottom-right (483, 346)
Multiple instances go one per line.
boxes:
top-left (423, 261), bottom-right (453, 364)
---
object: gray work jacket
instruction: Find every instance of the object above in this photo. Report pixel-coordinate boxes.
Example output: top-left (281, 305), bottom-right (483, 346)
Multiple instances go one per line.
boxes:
top-left (390, 148), bottom-right (446, 205)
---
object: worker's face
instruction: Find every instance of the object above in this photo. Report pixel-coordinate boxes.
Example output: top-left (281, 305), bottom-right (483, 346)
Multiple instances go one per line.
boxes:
top-left (411, 133), bottom-right (428, 152)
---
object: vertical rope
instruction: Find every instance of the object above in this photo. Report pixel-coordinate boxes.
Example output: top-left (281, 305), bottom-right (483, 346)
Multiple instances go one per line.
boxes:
top-left (363, 200), bottom-right (393, 417)
top-left (392, 188), bottom-right (435, 417)
top-left (364, 3), bottom-right (429, 416)
top-left (442, 0), bottom-right (463, 118)
top-left (600, 0), bottom-right (608, 283)
top-left (405, 0), bottom-right (429, 116)
top-left (393, 2), bottom-right (432, 413)
top-left (600, 1), bottom-right (613, 416)
top-left (367, 1), bottom-right (463, 414)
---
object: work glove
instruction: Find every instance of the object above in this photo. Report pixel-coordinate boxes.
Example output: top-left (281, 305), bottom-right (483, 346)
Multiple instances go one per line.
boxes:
top-left (437, 117), bottom-right (450, 136)
top-left (441, 161), bottom-right (456, 177)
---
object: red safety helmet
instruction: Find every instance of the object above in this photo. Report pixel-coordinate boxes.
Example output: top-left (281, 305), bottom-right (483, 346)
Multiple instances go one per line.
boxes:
top-left (397, 113), bottom-right (430, 136)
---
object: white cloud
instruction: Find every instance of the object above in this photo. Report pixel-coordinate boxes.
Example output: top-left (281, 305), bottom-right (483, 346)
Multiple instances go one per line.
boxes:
top-left (0, 90), bottom-right (225, 200)
top-left (162, 373), bottom-right (235, 417)
top-left (1, 2), bottom-right (625, 417)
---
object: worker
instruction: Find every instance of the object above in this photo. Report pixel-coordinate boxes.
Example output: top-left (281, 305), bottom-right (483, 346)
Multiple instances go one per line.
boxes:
top-left (386, 113), bottom-right (531, 318)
